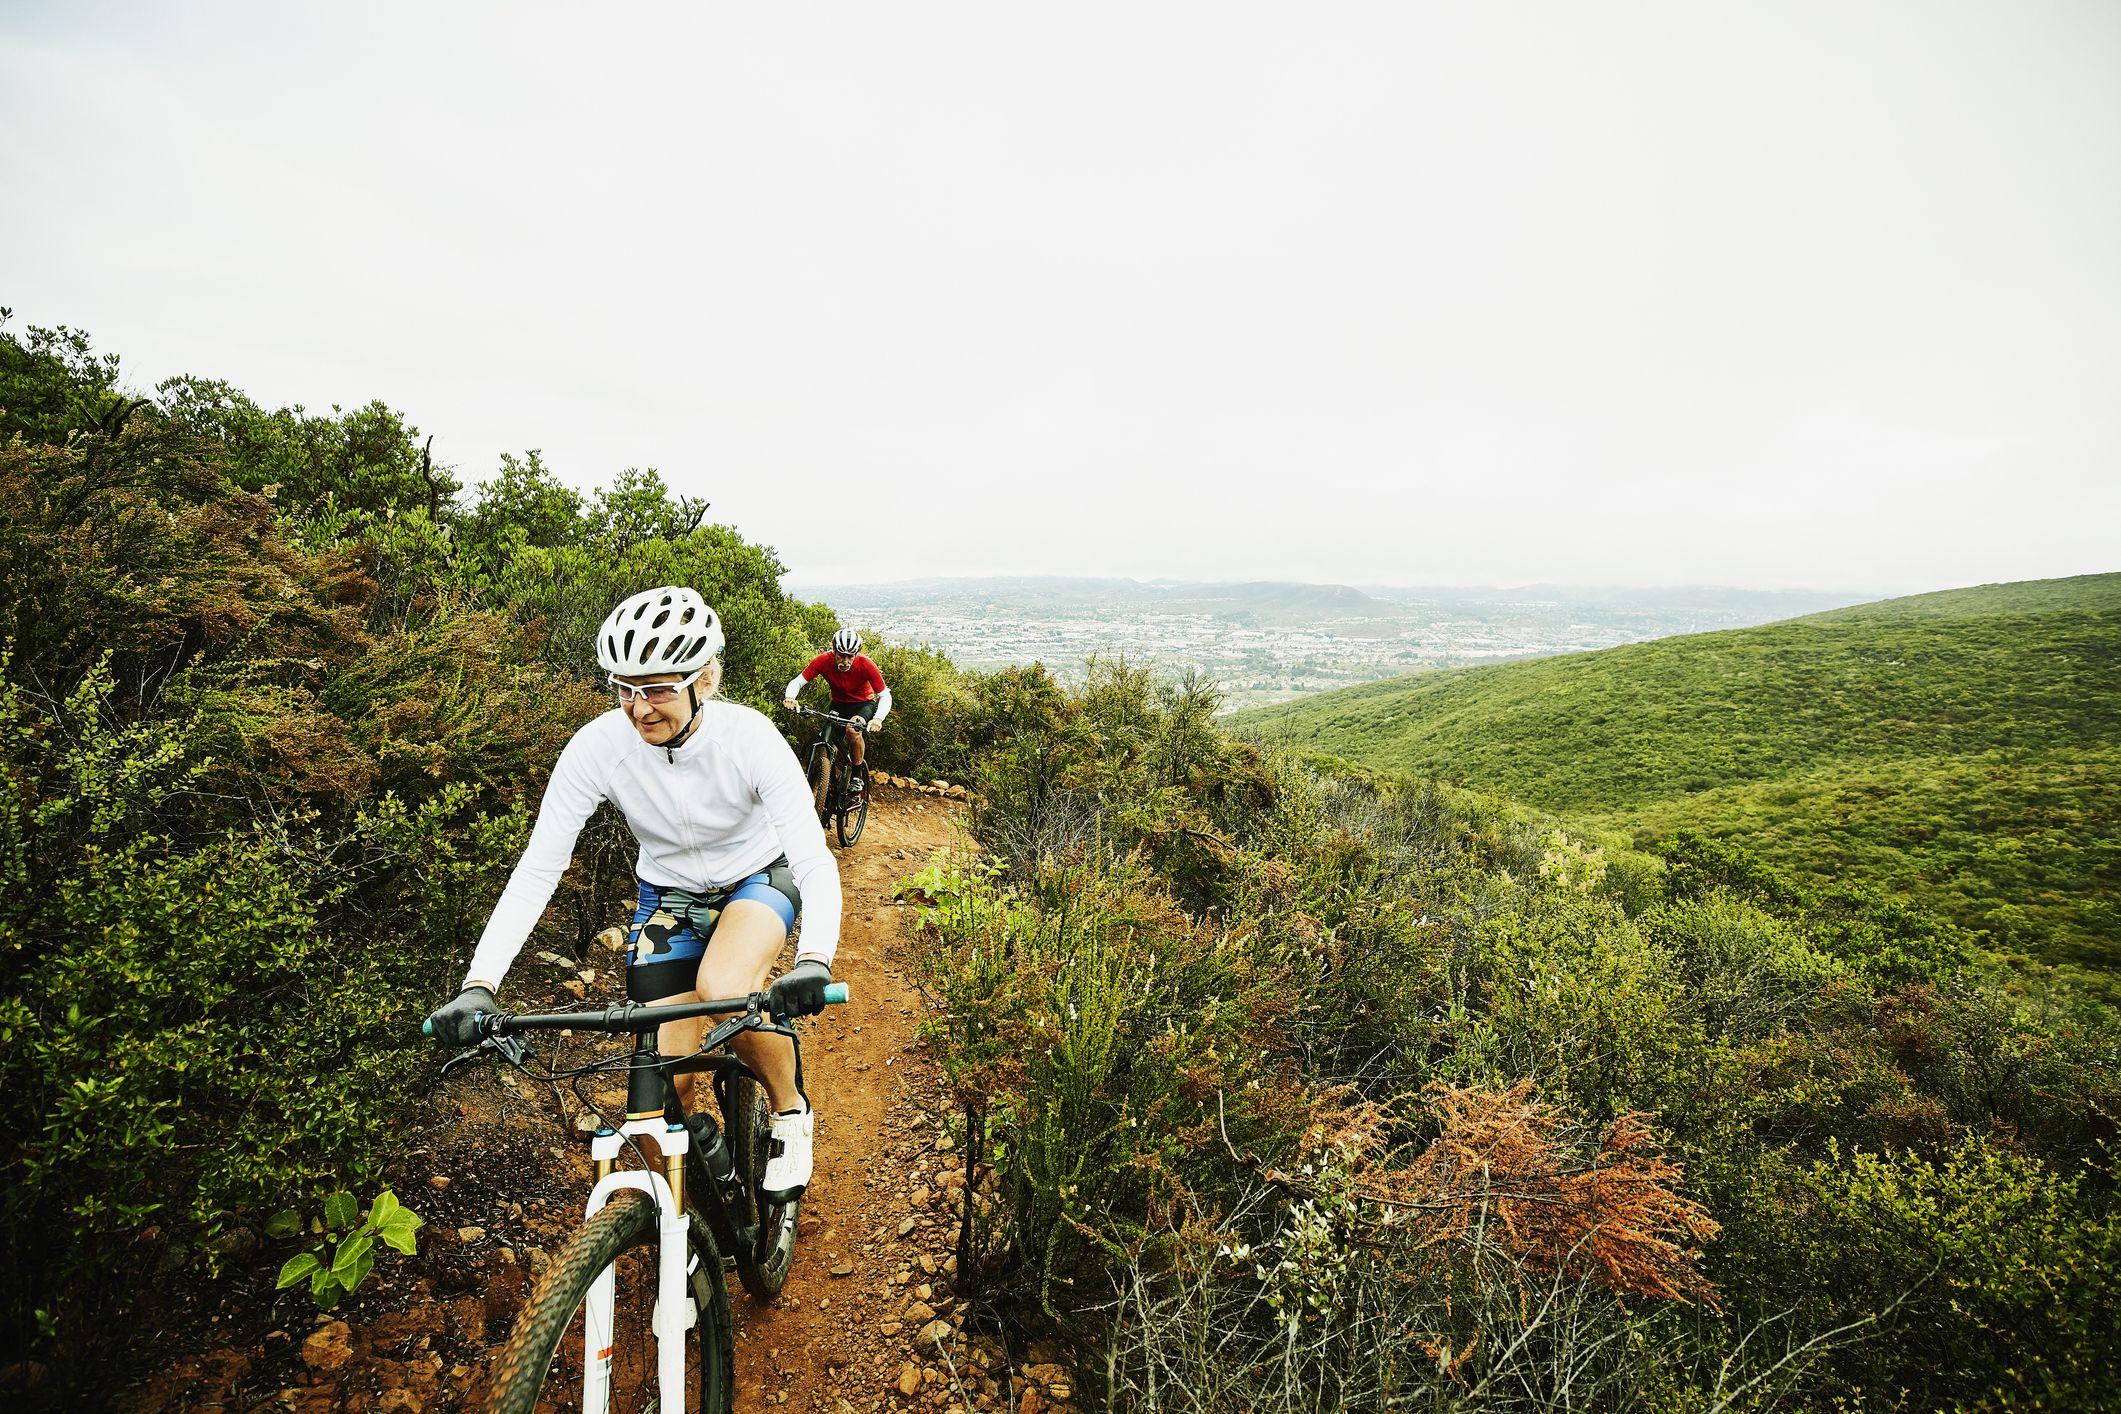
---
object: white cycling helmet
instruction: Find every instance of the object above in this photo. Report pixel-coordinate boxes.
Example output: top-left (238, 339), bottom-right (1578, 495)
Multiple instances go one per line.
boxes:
top-left (831, 628), bottom-right (862, 655)
top-left (597, 587), bottom-right (724, 676)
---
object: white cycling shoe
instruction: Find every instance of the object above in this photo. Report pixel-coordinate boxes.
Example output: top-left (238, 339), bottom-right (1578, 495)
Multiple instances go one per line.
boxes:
top-left (762, 1104), bottom-right (813, 1201)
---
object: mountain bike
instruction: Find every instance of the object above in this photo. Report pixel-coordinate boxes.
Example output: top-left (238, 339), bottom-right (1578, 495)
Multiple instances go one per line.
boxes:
top-left (796, 705), bottom-right (869, 847)
top-left (428, 983), bottom-right (849, 1414)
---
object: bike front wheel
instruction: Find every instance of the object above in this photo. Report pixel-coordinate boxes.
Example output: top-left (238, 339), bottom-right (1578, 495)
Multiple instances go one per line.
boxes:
top-left (722, 1071), bottom-right (800, 1302)
top-left (485, 1189), bottom-right (735, 1414)
top-left (808, 746), bottom-right (833, 823)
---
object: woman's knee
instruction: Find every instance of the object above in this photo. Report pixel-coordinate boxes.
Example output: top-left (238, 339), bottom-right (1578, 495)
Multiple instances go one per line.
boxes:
top-left (696, 956), bottom-right (774, 997)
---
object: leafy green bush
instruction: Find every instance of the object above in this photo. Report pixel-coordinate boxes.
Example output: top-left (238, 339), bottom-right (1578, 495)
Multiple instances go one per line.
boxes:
top-left (0, 313), bottom-right (835, 1394)
top-left (857, 640), bottom-right (980, 783)
top-left (1704, 1138), bottom-right (2121, 1410)
top-left (0, 662), bottom-right (505, 1347)
top-left (909, 849), bottom-right (1307, 1311)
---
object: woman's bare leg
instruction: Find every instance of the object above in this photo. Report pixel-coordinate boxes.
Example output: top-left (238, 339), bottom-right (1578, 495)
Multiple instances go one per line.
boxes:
top-left (639, 903), bottom-right (797, 1112)
top-left (636, 900), bottom-right (798, 1163)
top-left (690, 900), bottom-right (801, 1112)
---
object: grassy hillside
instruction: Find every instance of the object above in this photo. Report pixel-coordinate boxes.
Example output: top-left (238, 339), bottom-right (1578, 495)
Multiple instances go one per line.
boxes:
top-left (1234, 574), bottom-right (2121, 971)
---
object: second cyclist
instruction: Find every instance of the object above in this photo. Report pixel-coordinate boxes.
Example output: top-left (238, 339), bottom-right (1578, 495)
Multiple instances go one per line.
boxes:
top-left (783, 629), bottom-right (891, 803)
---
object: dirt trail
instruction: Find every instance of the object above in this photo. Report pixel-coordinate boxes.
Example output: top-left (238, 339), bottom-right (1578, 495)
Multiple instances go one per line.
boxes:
top-left (728, 789), bottom-right (968, 1414)
top-left (115, 788), bottom-right (1074, 1414)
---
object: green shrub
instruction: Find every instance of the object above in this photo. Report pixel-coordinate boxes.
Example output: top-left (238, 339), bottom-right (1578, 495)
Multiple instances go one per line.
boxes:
top-left (1642, 894), bottom-right (1848, 1042)
top-left (859, 640), bottom-right (980, 784)
top-left (909, 851), bottom-right (1306, 1311)
top-left (1709, 1138), bottom-right (2120, 1410)
top-left (0, 802), bottom-right (431, 1340)
top-left (1459, 887), bottom-right (1699, 1118)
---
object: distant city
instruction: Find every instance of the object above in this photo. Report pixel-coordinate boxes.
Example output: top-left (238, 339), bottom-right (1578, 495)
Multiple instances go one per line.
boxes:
top-left (792, 577), bottom-right (1875, 711)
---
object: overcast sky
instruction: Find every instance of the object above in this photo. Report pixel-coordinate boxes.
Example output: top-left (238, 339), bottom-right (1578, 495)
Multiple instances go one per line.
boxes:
top-left (3, 2), bottom-right (2116, 594)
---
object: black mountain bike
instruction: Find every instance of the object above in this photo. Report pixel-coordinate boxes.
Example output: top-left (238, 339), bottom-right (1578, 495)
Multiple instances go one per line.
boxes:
top-left (429, 984), bottom-right (847, 1414)
top-left (796, 705), bottom-right (869, 847)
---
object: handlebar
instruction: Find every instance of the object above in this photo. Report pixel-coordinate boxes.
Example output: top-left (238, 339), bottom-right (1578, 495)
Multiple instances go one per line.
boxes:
top-left (794, 706), bottom-right (865, 729)
top-left (424, 982), bottom-right (850, 1039)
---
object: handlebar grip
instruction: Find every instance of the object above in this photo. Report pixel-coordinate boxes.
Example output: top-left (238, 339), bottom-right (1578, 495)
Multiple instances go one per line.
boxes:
top-left (824, 983), bottom-right (851, 1005)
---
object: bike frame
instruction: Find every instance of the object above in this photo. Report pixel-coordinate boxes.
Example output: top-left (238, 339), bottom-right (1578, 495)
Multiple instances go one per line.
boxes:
top-left (473, 991), bottom-right (845, 1414)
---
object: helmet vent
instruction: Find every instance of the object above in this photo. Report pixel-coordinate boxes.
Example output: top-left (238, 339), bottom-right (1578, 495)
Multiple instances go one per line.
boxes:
top-left (622, 629), bottom-right (636, 659)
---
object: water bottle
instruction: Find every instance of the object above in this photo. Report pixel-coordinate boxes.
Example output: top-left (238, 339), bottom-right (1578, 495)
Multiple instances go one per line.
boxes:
top-left (687, 1116), bottom-right (744, 1206)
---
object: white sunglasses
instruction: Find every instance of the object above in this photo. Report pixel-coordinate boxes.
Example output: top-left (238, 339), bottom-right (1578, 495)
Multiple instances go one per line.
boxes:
top-left (608, 667), bottom-right (705, 704)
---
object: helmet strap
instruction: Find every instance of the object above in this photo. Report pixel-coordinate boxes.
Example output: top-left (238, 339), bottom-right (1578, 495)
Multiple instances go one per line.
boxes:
top-left (663, 681), bottom-right (704, 762)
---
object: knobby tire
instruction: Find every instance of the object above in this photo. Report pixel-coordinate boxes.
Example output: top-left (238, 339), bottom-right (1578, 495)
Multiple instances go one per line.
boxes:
top-left (484, 1188), bottom-right (735, 1414)
top-left (722, 1072), bottom-right (800, 1301)
top-left (808, 744), bottom-right (833, 823)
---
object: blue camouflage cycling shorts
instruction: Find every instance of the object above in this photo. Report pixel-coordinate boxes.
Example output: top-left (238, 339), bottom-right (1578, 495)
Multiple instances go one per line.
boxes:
top-left (626, 858), bottom-right (800, 1002)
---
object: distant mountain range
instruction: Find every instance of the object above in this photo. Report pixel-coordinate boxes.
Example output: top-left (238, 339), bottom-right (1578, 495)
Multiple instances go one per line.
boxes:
top-left (793, 574), bottom-right (1870, 622)
top-left (793, 575), bottom-right (1393, 617)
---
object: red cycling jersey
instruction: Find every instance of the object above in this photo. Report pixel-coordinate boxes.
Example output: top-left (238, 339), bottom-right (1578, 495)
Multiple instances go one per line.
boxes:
top-left (802, 652), bottom-right (886, 704)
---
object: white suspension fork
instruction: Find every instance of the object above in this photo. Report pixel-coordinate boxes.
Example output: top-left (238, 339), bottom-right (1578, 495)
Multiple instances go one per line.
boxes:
top-left (582, 1120), bottom-right (698, 1414)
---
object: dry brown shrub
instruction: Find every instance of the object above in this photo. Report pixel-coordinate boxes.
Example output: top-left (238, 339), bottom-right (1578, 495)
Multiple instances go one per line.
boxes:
top-left (225, 684), bottom-right (381, 802)
top-left (1282, 1080), bottom-right (1721, 1309)
top-left (1863, 1091), bottom-right (1953, 1152)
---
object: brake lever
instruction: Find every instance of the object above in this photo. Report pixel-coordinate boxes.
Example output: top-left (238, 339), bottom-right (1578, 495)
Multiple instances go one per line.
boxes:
top-left (441, 1031), bottom-right (535, 1077)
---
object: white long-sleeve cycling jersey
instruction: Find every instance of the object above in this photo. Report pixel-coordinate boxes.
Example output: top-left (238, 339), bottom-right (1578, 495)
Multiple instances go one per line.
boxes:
top-left (462, 701), bottom-right (840, 991)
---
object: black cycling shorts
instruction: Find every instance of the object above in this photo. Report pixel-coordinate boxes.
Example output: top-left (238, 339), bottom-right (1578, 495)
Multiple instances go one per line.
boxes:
top-left (625, 858), bottom-right (801, 1002)
top-left (833, 698), bottom-right (880, 725)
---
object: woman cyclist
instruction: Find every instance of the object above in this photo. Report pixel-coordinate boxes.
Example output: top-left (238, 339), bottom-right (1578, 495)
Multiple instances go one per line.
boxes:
top-left (424, 586), bottom-right (838, 1199)
top-left (782, 628), bottom-right (891, 799)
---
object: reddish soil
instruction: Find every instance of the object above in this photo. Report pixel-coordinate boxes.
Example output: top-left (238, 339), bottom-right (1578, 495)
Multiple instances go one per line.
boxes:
top-left (108, 788), bottom-right (1076, 1414)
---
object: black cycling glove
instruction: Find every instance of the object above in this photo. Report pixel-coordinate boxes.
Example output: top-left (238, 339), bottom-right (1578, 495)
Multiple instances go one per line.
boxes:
top-left (767, 960), bottom-right (831, 1020)
top-left (426, 986), bottom-right (499, 1047)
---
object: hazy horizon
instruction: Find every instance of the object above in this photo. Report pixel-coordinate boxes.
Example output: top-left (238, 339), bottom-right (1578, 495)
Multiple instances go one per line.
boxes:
top-left (6, 1), bottom-right (2116, 596)
top-left (786, 571), bottom-right (1979, 601)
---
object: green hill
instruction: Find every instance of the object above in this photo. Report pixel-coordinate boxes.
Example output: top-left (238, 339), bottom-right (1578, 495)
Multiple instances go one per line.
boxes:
top-left (1234, 574), bottom-right (2121, 972)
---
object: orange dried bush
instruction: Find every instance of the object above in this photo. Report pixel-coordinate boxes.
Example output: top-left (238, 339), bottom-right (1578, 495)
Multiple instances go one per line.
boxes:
top-left (1280, 1080), bottom-right (1721, 1309)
